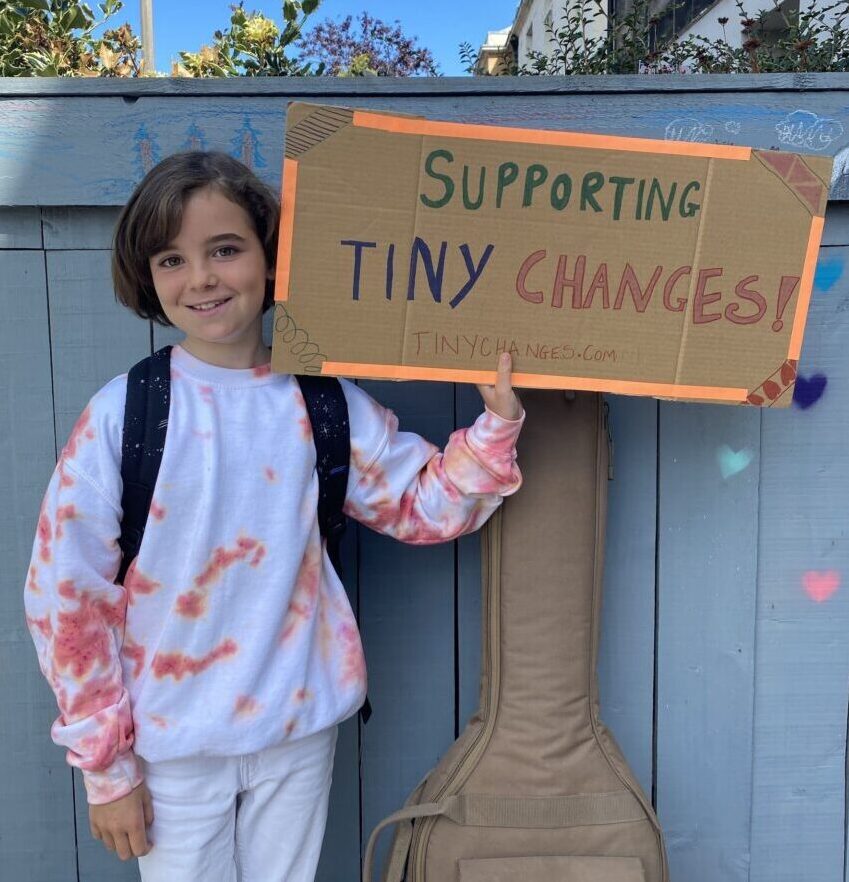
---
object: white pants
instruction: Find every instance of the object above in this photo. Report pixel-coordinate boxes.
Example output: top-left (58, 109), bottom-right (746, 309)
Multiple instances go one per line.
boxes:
top-left (137, 726), bottom-right (337, 882)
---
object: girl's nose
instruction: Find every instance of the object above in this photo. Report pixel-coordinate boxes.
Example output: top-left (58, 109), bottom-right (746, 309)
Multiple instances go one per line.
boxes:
top-left (189, 263), bottom-right (218, 291)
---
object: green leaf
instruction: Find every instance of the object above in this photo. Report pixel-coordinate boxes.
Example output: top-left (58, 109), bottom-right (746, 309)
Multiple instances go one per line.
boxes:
top-left (69, 5), bottom-right (88, 28)
top-left (283, 1), bottom-right (297, 22)
top-left (302, 0), bottom-right (319, 14)
top-left (16, 0), bottom-right (50, 10)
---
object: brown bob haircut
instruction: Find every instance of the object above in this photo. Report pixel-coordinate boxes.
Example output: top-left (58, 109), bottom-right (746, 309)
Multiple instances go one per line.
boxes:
top-left (112, 151), bottom-right (280, 326)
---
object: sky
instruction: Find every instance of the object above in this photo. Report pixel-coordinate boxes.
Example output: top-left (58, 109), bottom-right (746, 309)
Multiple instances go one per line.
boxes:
top-left (100, 0), bottom-right (519, 76)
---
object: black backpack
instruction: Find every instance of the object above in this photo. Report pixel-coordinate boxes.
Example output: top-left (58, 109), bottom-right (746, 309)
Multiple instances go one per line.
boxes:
top-left (115, 344), bottom-right (370, 721)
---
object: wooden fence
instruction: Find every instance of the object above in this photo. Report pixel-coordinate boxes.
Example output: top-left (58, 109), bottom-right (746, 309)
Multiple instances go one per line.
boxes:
top-left (2, 74), bottom-right (848, 881)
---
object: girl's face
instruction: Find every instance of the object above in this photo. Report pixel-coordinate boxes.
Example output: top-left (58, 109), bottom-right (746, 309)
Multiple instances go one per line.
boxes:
top-left (148, 186), bottom-right (274, 365)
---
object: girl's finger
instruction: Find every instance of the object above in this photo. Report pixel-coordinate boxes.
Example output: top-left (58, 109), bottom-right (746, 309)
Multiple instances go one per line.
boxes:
top-left (496, 352), bottom-right (512, 393)
top-left (142, 789), bottom-right (155, 827)
top-left (113, 831), bottom-right (133, 861)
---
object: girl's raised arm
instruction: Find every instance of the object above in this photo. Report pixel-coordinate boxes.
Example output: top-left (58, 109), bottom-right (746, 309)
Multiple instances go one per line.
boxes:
top-left (340, 369), bottom-right (524, 546)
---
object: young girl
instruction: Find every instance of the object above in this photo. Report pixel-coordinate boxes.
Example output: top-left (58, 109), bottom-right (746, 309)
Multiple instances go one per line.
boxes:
top-left (24, 151), bottom-right (524, 882)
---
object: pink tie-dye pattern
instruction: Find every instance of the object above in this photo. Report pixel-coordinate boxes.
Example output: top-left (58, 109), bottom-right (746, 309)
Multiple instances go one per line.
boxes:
top-left (121, 637), bottom-right (146, 679)
top-left (71, 703), bottom-right (134, 776)
top-left (176, 535), bottom-right (267, 618)
top-left (123, 559), bottom-right (162, 605)
top-left (27, 613), bottom-right (53, 639)
top-left (149, 500), bottom-right (166, 521)
top-left (63, 671), bottom-right (122, 719)
top-left (264, 466), bottom-right (278, 483)
top-left (148, 714), bottom-right (169, 729)
top-left (61, 406), bottom-right (96, 461)
top-left (234, 695), bottom-right (262, 718)
top-left (27, 565), bottom-right (42, 594)
top-left (293, 389), bottom-right (313, 441)
top-left (343, 408), bottom-right (522, 545)
top-left (337, 622), bottom-right (367, 689)
top-left (77, 727), bottom-right (123, 771)
top-left (152, 638), bottom-right (238, 681)
top-left (53, 592), bottom-right (126, 680)
top-left (37, 510), bottom-right (52, 563)
top-left (253, 363), bottom-right (272, 378)
top-left (279, 545), bottom-right (322, 643)
top-left (55, 504), bottom-right (79, 539)
top-left (57, 460), bottom-right (76, 489)
top-left (58, 579), bottom-right (78, 599)
top-left (199, 385), bottom-right (215, 405)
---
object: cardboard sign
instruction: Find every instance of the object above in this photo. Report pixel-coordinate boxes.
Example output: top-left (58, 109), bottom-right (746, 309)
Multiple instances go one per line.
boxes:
top-left (272, 102), bottom-right (831, 407)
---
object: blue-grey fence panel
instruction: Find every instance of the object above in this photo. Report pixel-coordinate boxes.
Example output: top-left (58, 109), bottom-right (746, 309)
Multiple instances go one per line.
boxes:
top-left (41, 207), bottom-right (120, 250)
top-left (750, 237), bottom-right (849, 882)
top-left (0, 207), bottom-right (41, 247)
top-left (456, 382), bottom-right (485, 732)
top-left (1, 248), bottom-right (78, 882)
top-left (46, 242), bottom-right (150, 882)
top-left (656, 400), bottom-right (760, 882)
top-left (356, 379), bottom-right (458, 875)
top-left (316, 524), bottom-right (362, 882)
top-left (598, 395), bottom-right (658, 799)
top-left (46, 249), bottom-right (151, 447)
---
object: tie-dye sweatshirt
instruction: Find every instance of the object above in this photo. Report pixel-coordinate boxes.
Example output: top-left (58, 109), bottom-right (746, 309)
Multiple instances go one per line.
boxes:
top-left (24, 345), bottom-right (524, 805)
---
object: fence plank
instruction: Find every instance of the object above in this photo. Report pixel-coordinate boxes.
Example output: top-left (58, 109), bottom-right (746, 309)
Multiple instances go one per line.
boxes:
top-left (316, 522), bottom-right (362, 882)
top-left (0, 207), bottom-right (41, 248)
top-left (456, 383), bottom-right (484, 730)
top-left (598, 395), bottom-right (658, 799)
top-left (357, 379), bottom-right (457, 877)
top-left (42, 207), bottom-right (121, 250)
top-left (45, 244), bottom-right (149, 882)
top-left (46, 249), bottom-right (151, 447)
top-left (750, 245), bottom-right (849, 882)
top-left (0, 250), bottom-right (78, 881)
top-left (656, 401), bottom-right (760, 882)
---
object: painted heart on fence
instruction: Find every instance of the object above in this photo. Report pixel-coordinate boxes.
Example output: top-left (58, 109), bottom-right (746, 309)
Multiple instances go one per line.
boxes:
top-left (792, 373), bottom-right (827, 409)
top-left (802, 570), bottom-right (841, 603)
top-left (814, 259), bottom-right (844, 292)
top-left (717, 445), bottom-right (754, 479)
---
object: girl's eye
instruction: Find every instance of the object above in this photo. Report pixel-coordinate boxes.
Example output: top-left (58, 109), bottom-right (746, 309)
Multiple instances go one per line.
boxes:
top-left (159, 255), bottom-right (182, 268)
top-left (214, 246), bottom-right (239, 258)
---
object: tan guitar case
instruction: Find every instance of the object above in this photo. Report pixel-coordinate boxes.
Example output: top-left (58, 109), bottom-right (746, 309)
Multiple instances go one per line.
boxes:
top-left (364, 391), bottom-right (667, 882)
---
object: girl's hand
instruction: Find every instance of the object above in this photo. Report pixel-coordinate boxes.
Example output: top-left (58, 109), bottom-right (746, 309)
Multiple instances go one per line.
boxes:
top-left (476, 352), bottom-right (523, 421)
top-left (90, 780), bottom-right (154, 860)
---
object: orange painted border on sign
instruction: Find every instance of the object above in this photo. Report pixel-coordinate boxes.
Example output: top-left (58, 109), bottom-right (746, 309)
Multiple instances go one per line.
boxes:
top-left (275, 157), bottom-right (298, 302)
top-left (321, 361), bottom-right (748, 401)
top-left (788, 214), bottom-right (826, 360)
top-left (352, 110), bottom-right (752, 162)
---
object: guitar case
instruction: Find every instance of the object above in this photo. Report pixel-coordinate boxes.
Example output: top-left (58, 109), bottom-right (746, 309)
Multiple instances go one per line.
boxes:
top-left (364, 391), bottom-right (667, 882)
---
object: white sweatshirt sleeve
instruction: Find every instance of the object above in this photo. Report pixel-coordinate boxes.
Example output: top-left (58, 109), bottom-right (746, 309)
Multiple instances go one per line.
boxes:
top-left (23, 379), bottom-right (143, 804)
top-left (340, 381), bottom-right (524, 545)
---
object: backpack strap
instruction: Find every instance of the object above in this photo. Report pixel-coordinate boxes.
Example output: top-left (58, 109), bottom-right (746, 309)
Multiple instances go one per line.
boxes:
top-left (294, 375), bottom-right (350, 577)
top-left (117, 345), bottom-right (172, 585)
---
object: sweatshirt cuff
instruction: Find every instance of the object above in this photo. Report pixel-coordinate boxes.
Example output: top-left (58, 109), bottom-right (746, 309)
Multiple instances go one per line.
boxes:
top-left (470, 405), bottom-right (526, 457)
top-left (82, 751), bottom-right (144, 805)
